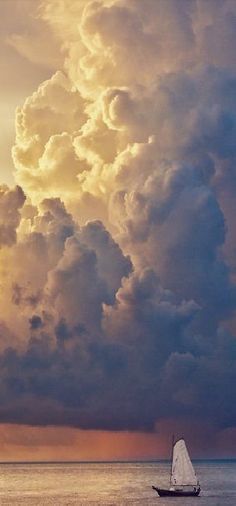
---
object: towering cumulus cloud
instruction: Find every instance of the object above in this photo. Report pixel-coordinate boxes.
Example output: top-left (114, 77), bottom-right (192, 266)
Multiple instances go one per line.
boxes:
top-left (1, 0), bottom-right (236, 443)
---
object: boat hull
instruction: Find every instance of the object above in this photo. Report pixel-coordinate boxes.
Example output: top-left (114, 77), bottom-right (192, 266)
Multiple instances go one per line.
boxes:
top-left (152, 486), bottom-right (200, 497)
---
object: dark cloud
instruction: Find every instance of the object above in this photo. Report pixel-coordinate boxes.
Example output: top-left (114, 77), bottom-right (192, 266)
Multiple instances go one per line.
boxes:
top-left (46, 236), bottom-right (111, 331)
top-left (79, 220), bottom-right (132, 302)
top-left (29, 315), bottom-right (43, 330)
top-left (0, 277), bottom-right (236, 432)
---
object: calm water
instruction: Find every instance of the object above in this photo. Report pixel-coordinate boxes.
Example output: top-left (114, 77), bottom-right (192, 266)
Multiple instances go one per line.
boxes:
top-left (0, 461), bottom-right (235, 505)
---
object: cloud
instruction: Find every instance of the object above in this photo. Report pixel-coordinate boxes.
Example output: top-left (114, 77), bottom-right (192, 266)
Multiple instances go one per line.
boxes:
top-left (1, 0), bottom-right (236, 441)
top-left (79, 220), bottom-right (132, 301)
top-left (0, 270), bottom-right (198, 430)
top-left (0, 266), bottom-right (235, 432)
top-left (0, 185), bottom-right (25, 247)
top-left (46, 236), bottom-right (110, 330)
top-left (13, 71), bottom-right (87, 201)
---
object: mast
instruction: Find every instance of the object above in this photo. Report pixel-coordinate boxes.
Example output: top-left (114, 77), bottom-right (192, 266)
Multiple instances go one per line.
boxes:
top-left (169, 434), bottom-right (175, 487)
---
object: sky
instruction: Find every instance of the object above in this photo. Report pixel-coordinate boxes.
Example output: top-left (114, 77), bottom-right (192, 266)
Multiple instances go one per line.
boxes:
top-left (0, 0), bottom-right (236, 461)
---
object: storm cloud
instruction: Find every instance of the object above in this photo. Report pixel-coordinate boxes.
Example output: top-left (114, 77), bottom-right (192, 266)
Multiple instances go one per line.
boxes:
top-left (1, 0), bottom-right (236, 438)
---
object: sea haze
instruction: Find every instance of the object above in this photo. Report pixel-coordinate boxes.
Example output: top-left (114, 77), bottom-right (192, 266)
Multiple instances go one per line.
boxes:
top-left (0, 460), bottom-right (235, 505)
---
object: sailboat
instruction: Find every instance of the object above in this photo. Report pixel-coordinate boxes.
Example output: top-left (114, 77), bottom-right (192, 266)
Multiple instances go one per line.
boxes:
top-left (152, 437), bottom-right (201, 497)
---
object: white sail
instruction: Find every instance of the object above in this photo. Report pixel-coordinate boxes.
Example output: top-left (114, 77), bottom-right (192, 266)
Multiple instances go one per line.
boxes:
top-left (171, 439), bottom-right (198, 487)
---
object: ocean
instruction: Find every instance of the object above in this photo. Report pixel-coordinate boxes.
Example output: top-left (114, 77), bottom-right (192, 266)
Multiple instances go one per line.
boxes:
top-left (0, 460), bottom-right (235, 505)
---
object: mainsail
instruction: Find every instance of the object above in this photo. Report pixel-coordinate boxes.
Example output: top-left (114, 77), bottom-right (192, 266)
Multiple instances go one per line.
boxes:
top-left (171, 439), bottom-right (198, 487)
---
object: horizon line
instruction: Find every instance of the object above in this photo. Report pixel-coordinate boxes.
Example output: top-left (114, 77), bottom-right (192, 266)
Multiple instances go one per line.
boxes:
top-left (1, 457), bottom-right (236, 465)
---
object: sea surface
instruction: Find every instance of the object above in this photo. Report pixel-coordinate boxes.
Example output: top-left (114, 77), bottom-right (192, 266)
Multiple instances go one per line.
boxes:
top-left (0, 460), bottom-right (235, 505)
